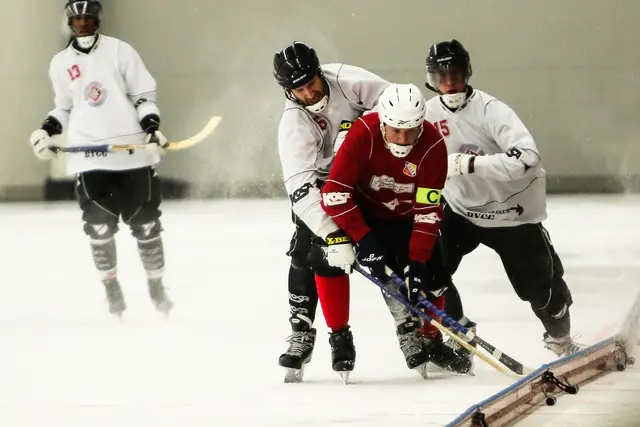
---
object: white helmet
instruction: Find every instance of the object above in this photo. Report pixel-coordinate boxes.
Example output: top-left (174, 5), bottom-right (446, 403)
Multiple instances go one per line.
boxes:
top-left (378, 83), bottom-right (426, 157)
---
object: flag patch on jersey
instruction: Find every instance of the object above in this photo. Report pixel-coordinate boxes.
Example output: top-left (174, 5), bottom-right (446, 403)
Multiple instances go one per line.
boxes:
top-left (416, 188), bottom-right (441, 205)
top-left (403, 162), bottom-right (417, 177)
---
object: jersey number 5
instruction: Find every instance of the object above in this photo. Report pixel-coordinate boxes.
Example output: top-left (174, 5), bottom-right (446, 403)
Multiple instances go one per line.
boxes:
top-left (434, 119), bottom-right (450, 137)
top-left (67, 65), bottom-right (81, 81)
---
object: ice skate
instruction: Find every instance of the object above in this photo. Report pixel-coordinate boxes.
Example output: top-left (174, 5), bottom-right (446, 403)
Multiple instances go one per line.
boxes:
top-left (423, 332), bottom-right (474, 375)
top-left (543, 332), bottom-right (585, 357)
top-left (278, 328), bottom-right (317, 383)
top-left (329, 327), bottom-right (356, 383)
top-left (395, 318), bottom-right (431, 378)
top-left (148, 278), bottom-right (174, 316)
top-left (103, 278), bottom-right (126, 317)
top-left (430, 318), bottom-right (476, 375)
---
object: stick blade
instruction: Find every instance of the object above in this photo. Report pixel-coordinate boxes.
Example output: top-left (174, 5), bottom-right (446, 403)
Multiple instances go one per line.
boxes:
top-left (166, 115), bottom-right (222, 151)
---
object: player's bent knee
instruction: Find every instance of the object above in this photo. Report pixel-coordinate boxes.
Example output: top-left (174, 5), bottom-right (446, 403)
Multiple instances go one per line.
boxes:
top-left (83, 222), bottom-right (118, 240)
top-left (130, 220), bottom-right (163, 241)
top-left (291, 254), bottom-right (311, 271)
top-left (531, 283), bottom-right (571, 317)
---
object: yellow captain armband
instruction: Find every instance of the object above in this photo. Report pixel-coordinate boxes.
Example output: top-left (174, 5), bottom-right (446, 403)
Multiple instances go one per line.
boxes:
top-left (416, 188), bottom-right (442, 205)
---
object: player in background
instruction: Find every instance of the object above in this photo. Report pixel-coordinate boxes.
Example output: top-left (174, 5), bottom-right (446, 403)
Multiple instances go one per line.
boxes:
top-left (423, 39), bottom-right (583, 358)
top-left (321, 83), bottom-right (472, 377)
top-left (275, 42), bottom-right (433, 382)
top-left (28, 0), bottom-right (173, 317)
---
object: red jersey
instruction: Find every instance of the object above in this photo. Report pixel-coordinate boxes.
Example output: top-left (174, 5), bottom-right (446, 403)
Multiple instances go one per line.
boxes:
top-left (320, 112), bottom-right (447, 262)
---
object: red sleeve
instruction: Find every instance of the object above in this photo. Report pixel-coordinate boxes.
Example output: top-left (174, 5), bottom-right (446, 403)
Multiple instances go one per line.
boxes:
top-left (320, 118), bottom-right (372, 242)
top-left (409, 122), bottom-right (448, 262)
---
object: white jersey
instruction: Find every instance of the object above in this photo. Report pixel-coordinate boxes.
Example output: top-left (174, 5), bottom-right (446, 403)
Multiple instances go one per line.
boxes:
top-left (47, 34), bottom-right (161, 175)
top-left (424, 89), bottom-right (547, 227)
top-left (277, 63), bottom-right (390, 239)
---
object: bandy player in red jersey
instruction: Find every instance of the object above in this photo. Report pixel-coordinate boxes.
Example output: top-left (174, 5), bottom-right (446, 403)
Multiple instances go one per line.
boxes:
top-left (320, 83), bottom-right (471, 376)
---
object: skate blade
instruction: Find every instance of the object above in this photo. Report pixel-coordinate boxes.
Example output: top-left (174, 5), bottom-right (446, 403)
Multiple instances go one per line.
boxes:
top-left (154, 300), bottom-right (174, 318)
top-left (425, 361), bottom-right (476, 376)
top-left (414, 363), bottom-right (429, 380)
top-left (339, 371), bottom-right (351, 384)
top-left (109, 306), bottom-right (126, 319)
top-left (283, 366), bottom-right (305, 383)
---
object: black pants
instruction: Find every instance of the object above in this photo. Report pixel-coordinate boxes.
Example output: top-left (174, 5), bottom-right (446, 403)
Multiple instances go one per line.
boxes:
top-left (440, 202), bottom-right (573, 337)
top-left (363, 215), bottom-right (453, 291)
top-left (75, 166), bottom-right (162, 231)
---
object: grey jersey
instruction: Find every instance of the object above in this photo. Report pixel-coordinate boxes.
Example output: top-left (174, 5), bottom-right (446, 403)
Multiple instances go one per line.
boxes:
top-left (277, 63), bottom-right (390, 239)
top-left (424, 89), bottom-right (547, 227)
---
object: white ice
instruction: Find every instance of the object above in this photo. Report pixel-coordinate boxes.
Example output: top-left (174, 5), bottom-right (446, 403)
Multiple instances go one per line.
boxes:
top-left (0, 195), bottom-right (638, 427)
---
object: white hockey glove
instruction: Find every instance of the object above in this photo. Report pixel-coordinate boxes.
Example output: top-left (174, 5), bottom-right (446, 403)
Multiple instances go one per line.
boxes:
top-left (447, 153), bottom-right (476, 177)
top-left (29, 129), bottom-right (57, 160)
top-left (141, 114), bottom-right (168, 156)
top-left (144, 130), bottom-right (168, 156)
top-left (324, 230), bottom-right (356, 273)
top-left (333, 120), bottom-right (353, 154)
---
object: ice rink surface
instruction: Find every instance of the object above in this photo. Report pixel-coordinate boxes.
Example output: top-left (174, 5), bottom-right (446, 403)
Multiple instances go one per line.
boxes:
top-left (0, 194), bottom-right (638, 427)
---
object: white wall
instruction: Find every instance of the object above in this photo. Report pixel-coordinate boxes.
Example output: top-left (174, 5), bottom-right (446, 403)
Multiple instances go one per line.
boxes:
top-left (6, 0), bottom-right (640, 199)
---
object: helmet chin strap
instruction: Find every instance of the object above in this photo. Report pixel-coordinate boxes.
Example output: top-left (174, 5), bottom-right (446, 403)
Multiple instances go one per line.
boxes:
top-left (381, 124), bottom-right (423, 158)
top-left (304, 95), bottom-right (328, 114)
top-left (75, 34), bottom-right (97, 49)
top-left (441, 92), bottom-right (470, 109)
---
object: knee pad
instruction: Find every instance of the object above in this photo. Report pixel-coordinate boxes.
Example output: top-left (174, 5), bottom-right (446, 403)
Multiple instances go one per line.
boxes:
top-left (130, 220), bottom-right (163, 241)
top-left (291, 254), bottom-right (311, 271)
top-left (532, 278), bottom-right (572, 319)
top-left (83, 222), bottom-right (118, 240)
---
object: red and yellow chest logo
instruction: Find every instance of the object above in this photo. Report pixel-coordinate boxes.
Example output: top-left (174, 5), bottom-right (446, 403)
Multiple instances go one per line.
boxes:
top-left (403, 161), bottom-right (417, 177)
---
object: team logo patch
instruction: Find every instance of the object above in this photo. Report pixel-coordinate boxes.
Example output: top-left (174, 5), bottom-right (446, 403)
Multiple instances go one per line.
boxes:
top-left (85, 81), bottom-right (107, 107)
top-left (403, 162), bottom-right (417, 177)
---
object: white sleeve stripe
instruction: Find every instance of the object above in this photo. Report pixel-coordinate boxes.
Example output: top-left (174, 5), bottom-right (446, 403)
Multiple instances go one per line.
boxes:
top-left (325, 179), bottom-right (353, 189)
top-left (412, 230), bottom-right (438, 237)
top-left (417, 133), bottom-right (445, 169)
top-left (284, 170), bottom-right (319, 184)
top-left (328, 205), bottom-right (358, 218)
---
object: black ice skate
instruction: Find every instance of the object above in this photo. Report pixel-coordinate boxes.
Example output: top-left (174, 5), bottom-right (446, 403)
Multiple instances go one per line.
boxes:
top-left (148, 278), bottom-right (174, 316)
top-left (424, 333), bottom-right (473, 375)
top-left (328, 327), bottom-right (356, 383)
top-left (278, 328), bottom-right (317, 383)
top-left (103, 278), bottom-right (126, 317)
top-left (396, 318), bottom-right (431, 378)
top-left (435, 318), bottom-right (477, 375)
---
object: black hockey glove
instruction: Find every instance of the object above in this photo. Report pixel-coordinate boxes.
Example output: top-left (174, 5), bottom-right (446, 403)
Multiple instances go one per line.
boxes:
top-left (140, 114), bottom-right (160, 135)
top-left (404, 261), bottom-right (447, 305)
top-left (140, 114), bottom-right (168, 155)
top-left (356, 232), bottom-right (387, 280)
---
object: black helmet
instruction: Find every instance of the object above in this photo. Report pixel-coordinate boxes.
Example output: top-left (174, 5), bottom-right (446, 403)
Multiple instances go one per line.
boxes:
top-left (65, 0), bottom-right (102, 27)
top-left (273, 42), bottom-right (322, 90)
top-left (425, 39), bottom-right (472, 93)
